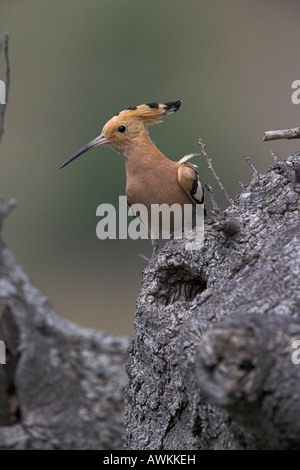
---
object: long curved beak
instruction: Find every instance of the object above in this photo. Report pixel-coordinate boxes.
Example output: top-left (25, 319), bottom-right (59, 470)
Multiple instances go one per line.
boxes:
top-left (60, 134), bottom-right (110, 169)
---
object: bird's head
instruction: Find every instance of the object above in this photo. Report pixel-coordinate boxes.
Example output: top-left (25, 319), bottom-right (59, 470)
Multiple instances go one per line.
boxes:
top-left (60, 100), bottom-right (182, 168)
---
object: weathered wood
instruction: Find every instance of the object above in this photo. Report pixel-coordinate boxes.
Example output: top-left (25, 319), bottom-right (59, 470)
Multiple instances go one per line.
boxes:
top-left (0, 233), bottom-right (129, 449)
top-left (263, 127), bottom-right (300, 141)
top-left (125, 151), bottom-right (300, 450)
top-left (193, 313), bottom-right (300, 449)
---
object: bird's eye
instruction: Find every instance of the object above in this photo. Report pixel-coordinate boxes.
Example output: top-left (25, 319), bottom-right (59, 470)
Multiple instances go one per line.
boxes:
top-left (118, 125), bottom-right (126, 133)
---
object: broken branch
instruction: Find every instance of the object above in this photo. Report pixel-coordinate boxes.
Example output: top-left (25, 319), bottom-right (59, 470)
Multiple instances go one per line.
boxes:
top-left (0, 32), bottom-right (10, 148)
top-left (263, 127), bottom-right (300, 141)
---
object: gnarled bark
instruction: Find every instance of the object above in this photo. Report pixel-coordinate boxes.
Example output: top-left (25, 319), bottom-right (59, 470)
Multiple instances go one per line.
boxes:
top-left (1, 150), bottom-right (299, 450)
top-left (125, 151), bottom-right (300, 450)
top-left (0, 218), bottom-right (129, 449)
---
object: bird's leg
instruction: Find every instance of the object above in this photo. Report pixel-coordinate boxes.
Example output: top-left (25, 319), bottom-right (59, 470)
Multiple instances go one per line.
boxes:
top-left (138, 238), bottom-right (159, 263)
top-left (138, 253), bottom-right (150, 262)
top-left (151, 238), bottom-right (159, 258)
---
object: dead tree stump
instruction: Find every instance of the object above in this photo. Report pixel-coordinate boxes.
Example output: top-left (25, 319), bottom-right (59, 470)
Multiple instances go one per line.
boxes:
top-left (125, 151), bottom-right (300, 450)
top-left (0, 213), bottom-right (129, 449)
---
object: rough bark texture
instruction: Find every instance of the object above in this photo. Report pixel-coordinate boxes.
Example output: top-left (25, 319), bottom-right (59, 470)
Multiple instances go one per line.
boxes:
top-left (1, 150), bottom-right (299, 450)
top-left (0, 214), bottom-right (129, 449)
top-left (125, 151), bottom-right (300, 450)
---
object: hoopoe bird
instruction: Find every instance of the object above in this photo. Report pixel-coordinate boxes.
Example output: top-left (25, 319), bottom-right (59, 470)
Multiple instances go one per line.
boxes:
top-left (60, 100), bottom-right (204, 257)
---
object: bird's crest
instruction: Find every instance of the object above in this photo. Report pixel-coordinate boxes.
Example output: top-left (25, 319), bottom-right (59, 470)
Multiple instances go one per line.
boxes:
top-left (114, 100), bottom-right (182, 125)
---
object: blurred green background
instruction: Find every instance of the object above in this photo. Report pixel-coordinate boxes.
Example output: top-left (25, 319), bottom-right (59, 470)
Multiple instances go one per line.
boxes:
top-left (0, 0), bottom-right (299, 337)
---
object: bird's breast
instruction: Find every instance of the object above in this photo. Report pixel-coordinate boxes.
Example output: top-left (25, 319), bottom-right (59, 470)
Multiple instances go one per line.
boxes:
top-left (125, 159), bottom-right (191, 209)
top-left (123, 140), bottom-right (197, 238)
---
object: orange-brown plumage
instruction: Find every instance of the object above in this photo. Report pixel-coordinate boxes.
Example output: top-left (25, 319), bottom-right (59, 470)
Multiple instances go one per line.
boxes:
top-left (61, 100), bottom-right (204, 256)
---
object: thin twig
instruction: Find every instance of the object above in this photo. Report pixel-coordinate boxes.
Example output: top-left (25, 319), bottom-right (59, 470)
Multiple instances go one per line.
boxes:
top-left (0, 197), bottom-right (17, 222)
top-left (204, 183), bottom-right (220, 214)
top-left (269, 149), bottom-right (282, 164)
top-left (263, 127), bottom-right (300, 141)
top-left (0, 32), bottom-right (10, 148)
top-left (198, 139), bottom-right (233, 205)
top-left (244, 155), bottom-right (259, 174)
